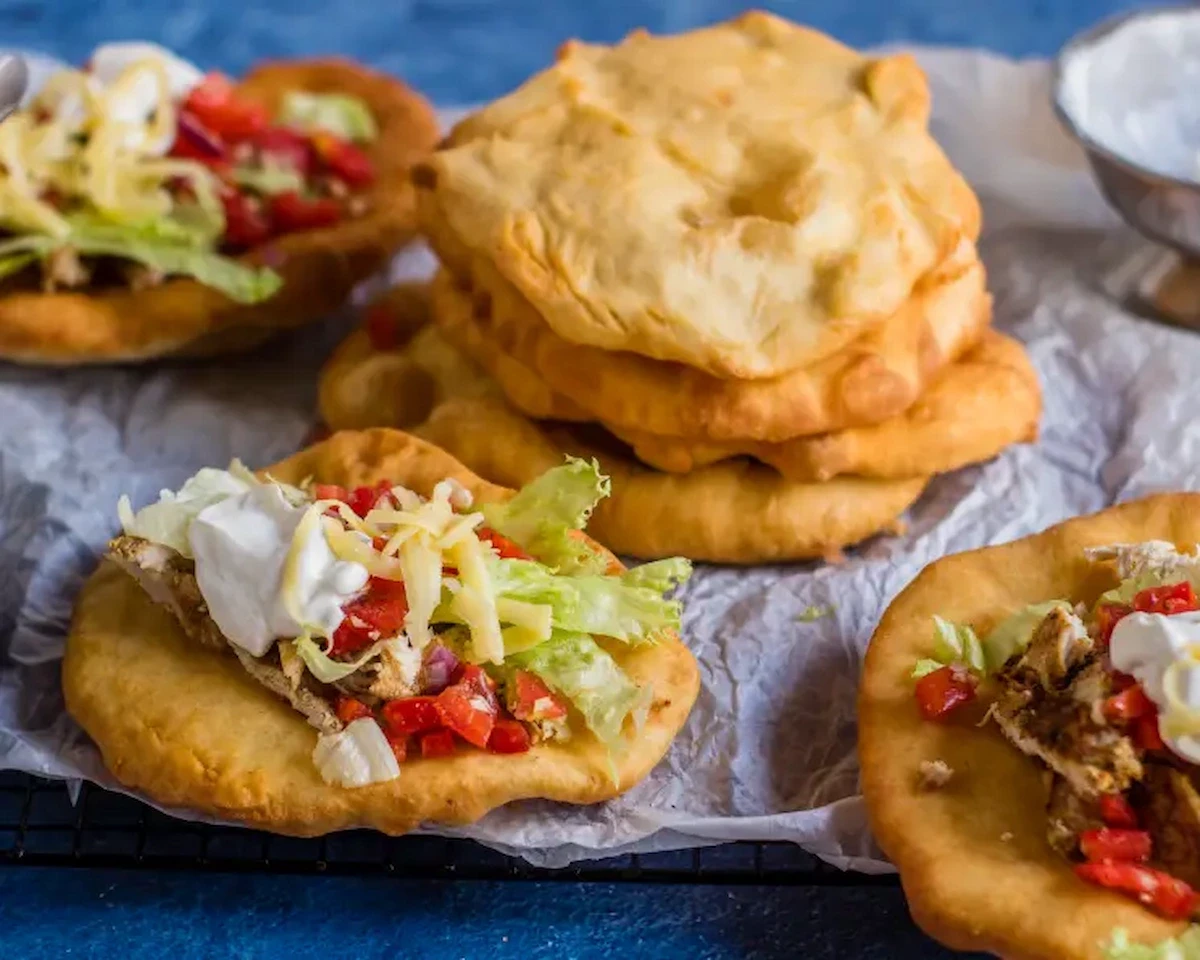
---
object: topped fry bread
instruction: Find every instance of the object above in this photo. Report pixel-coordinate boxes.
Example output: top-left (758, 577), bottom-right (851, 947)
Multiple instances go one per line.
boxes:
top-left (0, 44), bottom-right (437, 363)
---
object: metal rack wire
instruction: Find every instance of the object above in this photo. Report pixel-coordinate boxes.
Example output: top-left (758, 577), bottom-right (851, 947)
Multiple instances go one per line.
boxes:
top-left (0, 771), bottom-right (889, 884)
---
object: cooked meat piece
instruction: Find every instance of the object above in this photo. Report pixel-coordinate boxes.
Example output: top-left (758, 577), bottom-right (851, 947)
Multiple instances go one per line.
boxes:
top-left (1045, 774), bottom-right (1104, 857)
top-left (918, 759), bottom-right (953, 790)
top-left (993, 607), bottom-right (1142, 799)
top-left (1086, 541), bottom-right (1200, 583)
top-left (41, 246), bottom-right (90, 291)
top-left (123, 264), bottom-right (165, 291)
top-left (107, 535), bottom-right (341, 734)
top-left (1142, 762), bottom-right (1200, 889)
top-left (333, 644), bottom-right (417, 703)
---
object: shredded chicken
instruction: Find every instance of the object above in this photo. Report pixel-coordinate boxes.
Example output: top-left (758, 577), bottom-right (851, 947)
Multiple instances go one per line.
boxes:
top-left (41, 246), bottom-right (90, 291)
top-left (1045, 774), bottom-right (1104, 856)
top-left (993, 606), bottom-right (1142, 799)
top-left (107, 535), bottom-right (342, 734)
top-left (919, 759), bottom-right (954, 789)
top-left (334, 644), bottom-right (417, 702)
top-left (1086, 541), bottom-right (1200, 583)
top-left (123, 264), bottom-right (165, 291)
top-left (1142, 762), bottom-right (1200, 889)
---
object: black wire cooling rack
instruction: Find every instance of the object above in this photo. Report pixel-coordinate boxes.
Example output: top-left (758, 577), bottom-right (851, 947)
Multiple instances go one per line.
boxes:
top-left (0, 771), bottom-right (886, 884)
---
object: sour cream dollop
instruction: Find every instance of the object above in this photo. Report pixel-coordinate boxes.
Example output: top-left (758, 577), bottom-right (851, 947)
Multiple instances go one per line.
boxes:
top-left (188, 484), bottom-right (369, 657)
top-left (1110, 610), bottom-right (1200, 763)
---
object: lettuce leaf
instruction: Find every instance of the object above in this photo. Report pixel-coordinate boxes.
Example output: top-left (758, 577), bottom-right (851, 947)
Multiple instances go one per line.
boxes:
top-left (1105, 926), bottom-right (1200, 959)
top-left (913, 601), bottom-right (1073, 680)
top-left (507, 631), bottom-right (649, 751)
top-left (481, 457), bottom-right (612, 575)
top-left (117, 465), bottom-right (253, 556)
top-left (983, 600), bottom-right (1072, 670)
top-left (231, 165), bottom-right (305, 196)
top-left (488, 556), bottom-right (688, 644)
top-left (932, 616), bottom-right (986, 672)
top-left (293, 633), bottom-right (384, 683)
top-left (279, 91), bottom-right (378, 142)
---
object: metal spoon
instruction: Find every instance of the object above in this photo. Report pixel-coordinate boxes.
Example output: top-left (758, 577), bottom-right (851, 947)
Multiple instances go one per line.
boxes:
top-left (0, 55), bottom-right (28, 123)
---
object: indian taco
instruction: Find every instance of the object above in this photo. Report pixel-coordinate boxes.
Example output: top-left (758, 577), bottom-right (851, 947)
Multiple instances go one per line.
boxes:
top-left (0, 42), bottom-right (437, 363)
top-left (63, 429), bottom-right (699, 835)
top-left (860, 494), bottom-right (1200, 959)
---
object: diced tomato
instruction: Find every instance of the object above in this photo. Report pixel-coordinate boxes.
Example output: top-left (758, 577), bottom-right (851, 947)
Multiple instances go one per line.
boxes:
top-left (914, 665), bottom-right (978, 721)
top-left (1104, 684), bottom-right (1156, 722)
top-left (420, 729), bottom-right (457, 759)
top-left (311, 132), bottom-right (375, 187)
top-left (268, 191), bottom-right (342, 233)
top-left (220, 188), bottom-right (271, 248)
top-left (184, 72), bottom-right (269, 142)
top-left (249, 126), bottom-right (314, 175)
top-left (487, 718), bottom-right (532, 754)
top-left (1133, 581), bottom-right (1200, 616)
top-left (334, 696), bottom-right (372, 726)
top-left (383, 727), bottom-right (407, 764)
top-left (365, 304), bottom-right (398, 351)
top-left (329, 576), bottom-right (408, 657)
top-left (477, 526), bottom-right (533, 560)
top-left (314, 483), bottom-right (348, 503)
top-left (381, 696), bottom-right (442, 736)
top-left (1075, 862), bottom-right (1198, 920)
top-left (1134, 714), bottom-right (1167, 753)
top-left (508, 670), bottom-right (567, 722)
top-left (1094, 603), bottom-right (1133, 646)
top-left (1099, 794), bottom-right (1140, 830)
top-left (435, 665), bottom-right (499, 748)
top-left (1080, 828), bottom-right (1152, 863)
top-left (346, 480), bottom-right (394, 518)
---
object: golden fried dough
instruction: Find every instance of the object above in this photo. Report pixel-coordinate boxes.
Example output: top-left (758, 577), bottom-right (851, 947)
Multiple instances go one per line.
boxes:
top-left (610, 330), bottom-right (1041, 480)
top-left (859, 495), bottom-right (1200, 959)
top-left (319, 309), bottom-right (927, 563)
top-left (416, 11), bottom-right (980, 378)
top-left (429, 238), bottom-right (991, 443)
top-left (0, 59), bottom-right (439, 364)
top-left (64, 428), bottom-right (699, 835)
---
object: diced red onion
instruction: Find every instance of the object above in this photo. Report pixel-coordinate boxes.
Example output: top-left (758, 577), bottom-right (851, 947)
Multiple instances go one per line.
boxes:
top-left (257, 244), bottom-right (285, 268)
top-left (177, 110), bottom-right (225, 159)
top-left (421, 644), bottom-right (460, 694)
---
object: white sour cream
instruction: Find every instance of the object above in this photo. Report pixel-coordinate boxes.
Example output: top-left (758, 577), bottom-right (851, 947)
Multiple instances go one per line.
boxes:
top-left (188, 484), bottom-right (369, 657)
top-left (1110, 610), bottom-right (1200, 763)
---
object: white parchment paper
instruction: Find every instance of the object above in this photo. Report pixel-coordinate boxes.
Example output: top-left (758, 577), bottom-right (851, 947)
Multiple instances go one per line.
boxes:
top-left (0, 47), bottom-right (1192, 870)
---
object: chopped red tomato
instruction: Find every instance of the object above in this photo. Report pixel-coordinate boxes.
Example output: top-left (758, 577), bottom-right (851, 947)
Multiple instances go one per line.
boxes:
top-left (311, 132), bottom-right (375, 187)
top-left (435, 665), bottom-right (499, 748)
top-left (329, 576), bottom-right (408, 657)
top-left (220, 188), bottom-right (271, 248)
top-left (1133, 581), bottom-right (1199, 616)
top-left (1099, 794), bottom-right (1140, 829)
top-left (314, 483), bottom-right (348, 503)
top-left (1075, 862), bottom-right (1198, 920)
top-left (477, 526), bottom-right (532, 560)
top-left (334, 696), bottom-right (372, 726)
top-left (249, 126), bottom-right (314, 175)
top-left (1094, 603), bottom-right (1133, 646)
top-left (914, 665), bottom-right (978, 721)
top-left (487, 719), bottom-right (532, 754)
top-left (346, 480), bottom-right (394, 518)
top-left (1104, 684), bottom-right (1156, 722)
top-left (268, 191), bottom-right (342, 233)
top-left (508, 670), bottom-right (567, 722)
top-left (383, 727), bottom-right (407, 764)
top-left (1080, 828), bottom-right (1152, 863)
top-left (184, 72), bottom-right (269, 141)
top-left (381, 696), bottom-right (441, 736)
top-left (1134, 714), bottom-right (1167, 752)
top-left (420, 729), bottom-right (457, 759)
top-left (365, 305), bottom-right (398, 351)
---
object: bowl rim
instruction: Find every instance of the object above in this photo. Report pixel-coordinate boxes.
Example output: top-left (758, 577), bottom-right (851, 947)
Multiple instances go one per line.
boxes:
top-left (1052, 2), bottom-right (1200, 190)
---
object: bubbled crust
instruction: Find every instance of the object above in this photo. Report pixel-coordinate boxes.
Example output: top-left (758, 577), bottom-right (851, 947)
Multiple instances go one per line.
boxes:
top-left (63, 428), bottom-right (700, 835)
top-left (0, 59), bottom-right (439, 364)
top-left (416, 11), bottom-right (981, 379)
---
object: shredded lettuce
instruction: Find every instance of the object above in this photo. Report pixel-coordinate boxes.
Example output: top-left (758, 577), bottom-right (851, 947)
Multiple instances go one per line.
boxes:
top-left (796, 604), bottom-right (833, 623)
top-left (913, 601), bottom-right (1073, 679)
top-left (481, 457), bottom-right (612, 575)
top-left (0, 217), bottom-right (281, 303)
top-left (0, 252), bottom-right (35, 280)
top-left (933, 616), bottom-right (986, 673)
top-left (117, 464), bottom-right (253, 556)
top-left (293, 633), bottom-right (384, 683)
top-left (280, 91), bottom-right (378, 142)
top-left (231, 165), bottom-right (305, 196)
top-left (1105, 927), bottom-right (1200, 959)
top-left (983, 600), bottom-right (1072, 670)
top-left (508, 631), bottom-right (649, 751)
top-left (487, 556), bottom-right (688, 644)
top-left (911, 658), bottom-right (944, 679)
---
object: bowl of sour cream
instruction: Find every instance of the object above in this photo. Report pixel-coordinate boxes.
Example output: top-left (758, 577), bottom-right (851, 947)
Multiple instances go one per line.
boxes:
top-left (1055, 5), bottom-right (1200, 258)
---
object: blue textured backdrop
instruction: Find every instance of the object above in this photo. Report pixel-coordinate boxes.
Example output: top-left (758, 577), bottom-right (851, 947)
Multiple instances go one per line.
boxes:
top-left (0, 0), bottom-right (1157, 957)
top-left (12, 0), bottom-right (1151, 103)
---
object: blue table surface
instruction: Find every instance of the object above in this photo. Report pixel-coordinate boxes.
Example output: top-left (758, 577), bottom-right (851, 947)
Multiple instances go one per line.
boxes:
top-left (0, 0), bottom-right (1155, 957)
